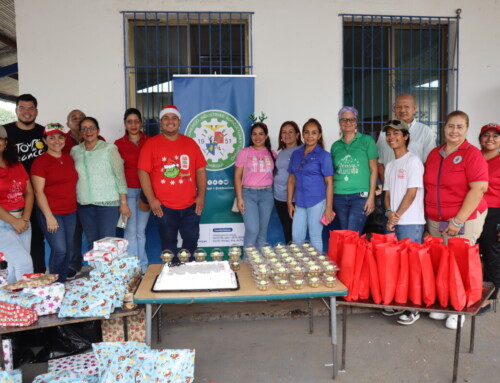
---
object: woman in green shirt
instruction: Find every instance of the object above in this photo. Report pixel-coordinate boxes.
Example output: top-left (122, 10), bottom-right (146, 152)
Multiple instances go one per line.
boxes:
top-left (70, 117), bottom-right (130, 247)
top-left (330, 106), bottom-right (378, 233)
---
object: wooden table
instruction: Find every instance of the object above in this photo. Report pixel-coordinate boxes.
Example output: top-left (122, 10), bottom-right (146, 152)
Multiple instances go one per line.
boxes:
top-left (134, 262), bottom-right (348, 378)
top-left (336, 283), bottom-right (495, 383)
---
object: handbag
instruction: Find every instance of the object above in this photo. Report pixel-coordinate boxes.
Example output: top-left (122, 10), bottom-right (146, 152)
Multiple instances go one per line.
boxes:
top-left (232, 148), bottom-right (249, 213)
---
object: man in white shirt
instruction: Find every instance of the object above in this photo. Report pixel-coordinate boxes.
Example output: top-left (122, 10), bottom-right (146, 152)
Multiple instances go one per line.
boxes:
top-left (376, 94), bottom-right (435, 183)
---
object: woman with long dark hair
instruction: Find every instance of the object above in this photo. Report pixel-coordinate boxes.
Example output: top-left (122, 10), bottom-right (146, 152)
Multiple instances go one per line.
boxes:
top-left (234, 122), bottom-right (276, 248)
top-left (274, 121), bottom-right (302, 243)
top-left (0, 125), bottom-right (34, 282)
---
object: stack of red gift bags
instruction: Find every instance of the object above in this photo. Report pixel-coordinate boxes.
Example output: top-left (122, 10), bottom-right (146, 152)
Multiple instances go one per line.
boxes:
top-left (328, 231), bottom-right (483, 310)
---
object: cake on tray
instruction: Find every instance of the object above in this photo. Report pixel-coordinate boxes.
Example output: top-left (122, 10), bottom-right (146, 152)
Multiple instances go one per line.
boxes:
top-left (153, 260), bottom-right (238, 292)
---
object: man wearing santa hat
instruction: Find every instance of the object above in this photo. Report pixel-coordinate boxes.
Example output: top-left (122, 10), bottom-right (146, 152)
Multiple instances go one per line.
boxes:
top-left (138, 105), bottom-right (207, 262)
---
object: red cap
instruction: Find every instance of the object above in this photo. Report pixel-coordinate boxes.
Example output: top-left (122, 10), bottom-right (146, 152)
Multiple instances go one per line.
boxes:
top-left (480, 123), bottom-right (500, 135)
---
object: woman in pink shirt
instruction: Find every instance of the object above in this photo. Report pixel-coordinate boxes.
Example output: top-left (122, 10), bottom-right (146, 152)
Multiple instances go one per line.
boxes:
top-left (234, 123), bottom-right (276, 248)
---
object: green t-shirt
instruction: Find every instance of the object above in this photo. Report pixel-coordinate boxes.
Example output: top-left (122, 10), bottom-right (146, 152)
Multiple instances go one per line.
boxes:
top-left (330, 133), bottom-right (378, 194)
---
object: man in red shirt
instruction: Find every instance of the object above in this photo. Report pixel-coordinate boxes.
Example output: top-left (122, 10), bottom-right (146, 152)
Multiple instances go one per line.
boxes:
top-left (63, 109), bottom-right (86, 155)
top-left (138, 105), bottom-right (207, 262)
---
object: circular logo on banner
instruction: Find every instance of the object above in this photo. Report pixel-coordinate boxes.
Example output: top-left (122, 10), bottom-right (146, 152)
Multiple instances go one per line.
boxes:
top-left (185, 110), bottom-right (245, 171)
top-left (453, 155), bottom-right (463, 164)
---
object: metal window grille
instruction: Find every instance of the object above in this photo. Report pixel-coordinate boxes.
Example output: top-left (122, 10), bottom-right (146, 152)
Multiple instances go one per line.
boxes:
top-left (341, 13), bottom-right (460, 142)
top-left (122, 11), bottom-right (253, 134)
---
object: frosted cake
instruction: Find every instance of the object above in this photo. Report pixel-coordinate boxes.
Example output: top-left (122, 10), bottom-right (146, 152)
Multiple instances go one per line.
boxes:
top-left (153, 260), bottom-right (238, 291)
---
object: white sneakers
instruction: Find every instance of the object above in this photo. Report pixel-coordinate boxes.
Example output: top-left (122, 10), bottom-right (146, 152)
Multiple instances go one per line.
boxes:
top-left (429, 312), bottom-right (465, 329)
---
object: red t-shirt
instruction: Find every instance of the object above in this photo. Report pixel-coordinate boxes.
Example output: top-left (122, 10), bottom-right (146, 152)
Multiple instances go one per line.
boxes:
top-left (0, 162), bottom-right (29, 211)
top-left (137, 134), bottom-right (207, 209)
top-left (30, 152), bottom-right (78, 214)
top-left (424, 140), bottom-right (488, 221)
top-left (484, 155), bottom-right (500, 208)
top-left (114, 133), bottom-right (149, 188)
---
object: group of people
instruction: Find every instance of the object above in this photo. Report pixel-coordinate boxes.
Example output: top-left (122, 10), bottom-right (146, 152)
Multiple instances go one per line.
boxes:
top-left (0, 95), bottom-right (207, 284)
top-left (234, 94), bottom-right (499, 329)
top-left (0, 93), bottom-right (498, 329)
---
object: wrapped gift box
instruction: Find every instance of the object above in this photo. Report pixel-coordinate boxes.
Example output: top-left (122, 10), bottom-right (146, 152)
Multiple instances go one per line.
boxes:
top-left (2, 338), bottom-right (13, 371)
top-left (3, 274), bottom-right (58, 291)
top-left (83, 250), bottom-right (117, 262)
top-left (0, 302), bottom-right (38, 327)
top-left (0, 369), bottom-right (22, 383)
top-left (0, 290), bottom-right (42, 308)
top-left (58, 280), bottom-right (116, 319)
top-left (33, 371), bottom-right (98, 383)
top-left (23, 283), bottom-right (65, 316)
top-left (101, 310), bottom-right (146, 342)
top-left (93, 237), bottom-right (128, 255)
top-left (48, 352), bottom-right (99, 377)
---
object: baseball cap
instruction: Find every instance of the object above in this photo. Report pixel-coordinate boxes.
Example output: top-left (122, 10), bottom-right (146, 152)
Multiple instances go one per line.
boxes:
top-left (383, 119), bottom-right (409, 132)
top-left (44, 123), bottom-right (70, 136)
top-left (480, 123), bottom-right (500, 135)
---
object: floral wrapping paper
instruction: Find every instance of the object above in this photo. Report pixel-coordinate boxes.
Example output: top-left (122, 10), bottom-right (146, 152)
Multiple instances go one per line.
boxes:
top-left (2, 274), bottom-right (58, 291)
top-left (0, 369), bottom-right (22, 383)
top-left (2, 339), bottom-right (13, 371)
top-left (48, 352), bottom-right (99, 377)
top-left (101, 310), bottom-right (146, 342)
top-left (0, 302), bottom-right (38, 327)
top-left (0, 290), bottom-right (43, 308)
top-left (23, 283), bottom-right (65, 316)
top-left (58, 279), bottom-right (117, 319)
top-left (93, 342), bottom-right (195, 383)
top-left (33, 371), bottom-right (98, 383)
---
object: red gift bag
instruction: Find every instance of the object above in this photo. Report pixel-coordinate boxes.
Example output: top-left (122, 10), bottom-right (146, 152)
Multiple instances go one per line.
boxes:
top-left (337, 241), bottom-right (358, 297)
top-left (370, 233), bottom-right (397, 249)
top-left (365, 241), bottom-right (382, 304)
top-left (395, 239), bottom-right (410, 304)
top-left (345, 239), bottom-right (367, 301)
top-left (418, 246), bottom-right (436, 307)
top-left (408, 245), bottom-right (423, 305)
top-left (358, 258), bottom-right (371, 300)
top-left (434, 244), bottom-right (450, 308)
top-left (327, 230), bottom-right (358, 265)
top-left (448, 238), bottom-right (483, 307)
top-left (449, 248), bottom-right (467, 311)
top-left (426, 236), bottom-right (444, 275)
top-left (376, 243), bottom-right (400, 305)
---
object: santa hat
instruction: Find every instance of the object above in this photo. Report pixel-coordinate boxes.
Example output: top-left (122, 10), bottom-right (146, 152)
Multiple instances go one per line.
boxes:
top-left (159, 105), bottom-right (181, 120)
top-left (44, 123), bottom-right (70, 136)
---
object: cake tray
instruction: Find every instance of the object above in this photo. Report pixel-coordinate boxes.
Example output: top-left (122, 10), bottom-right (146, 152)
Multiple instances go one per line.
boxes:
top-left (151, 273), bottom-right (240, 293)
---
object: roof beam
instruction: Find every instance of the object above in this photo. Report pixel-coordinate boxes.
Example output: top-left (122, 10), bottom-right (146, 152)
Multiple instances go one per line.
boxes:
top-left (0, 63), bottom-right (18, 78)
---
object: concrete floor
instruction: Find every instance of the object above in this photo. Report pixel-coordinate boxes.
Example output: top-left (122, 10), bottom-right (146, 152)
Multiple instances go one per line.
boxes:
top-left (20, 299), bottom-right (500, 382)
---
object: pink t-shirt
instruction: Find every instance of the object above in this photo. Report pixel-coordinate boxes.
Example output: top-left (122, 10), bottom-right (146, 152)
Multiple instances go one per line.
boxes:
top-left (235, 147), bottom-right (276, 187)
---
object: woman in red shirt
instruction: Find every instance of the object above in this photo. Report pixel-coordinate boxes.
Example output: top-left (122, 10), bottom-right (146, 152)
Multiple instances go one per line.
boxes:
top-left (31, 124), bottom-right (78, 282)
top-left (477, 123), bottom-right (500, 314)
top-left (114, 108), bottom-right (150, 273)
top-left (0, 125), bottom-right (34, 282)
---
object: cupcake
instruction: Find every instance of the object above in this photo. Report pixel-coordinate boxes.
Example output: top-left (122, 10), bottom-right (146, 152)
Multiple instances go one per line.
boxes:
top-left (275, 279), bottom-right (290, 290)
top-left (324, 276), bottom-right (336, 288)
top-left (177, 249), bottom-right (191, 263)
top-left (291, 278), bottom-right (305, 290)
top-left (160, 249), bottom-right (174, 263)
top-left (194, 248), bottom-right (207, 262)
top-left (230, 261), bottom-right (240, 271)
top-left (256, 279), bottom-right (270, 291)
top-left (210, 248), bottom-right (224, 261)
top-left (308, 276), bottom-right (321, 288)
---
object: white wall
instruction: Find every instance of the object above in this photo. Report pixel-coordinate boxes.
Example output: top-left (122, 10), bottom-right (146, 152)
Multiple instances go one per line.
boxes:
top-left (15, 0), bottom-right (500, 147)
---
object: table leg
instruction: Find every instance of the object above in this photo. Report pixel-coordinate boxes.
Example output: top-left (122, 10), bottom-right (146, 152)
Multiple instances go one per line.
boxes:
top-left (308, 299), bottom-right (314, 334)
top-left (452, 314), bottom-right (463, 383)
top-left (341, 305), bottom-right (347, 371)
top-left (469, 315), bottom-right (476, 353)
top-left (157, 304), bottom-right (162, 344)
top-left (123, 316), bottom-right (129, 341)
top-left (330, 297), bottom-right (337, 380)
top-left (146, 303), bottom-right (152, 345)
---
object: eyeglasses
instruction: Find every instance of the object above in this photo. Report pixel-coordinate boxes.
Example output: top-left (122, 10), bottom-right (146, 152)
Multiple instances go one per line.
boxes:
top-left (80, 126), bottom-right (98, 132)
top-left (339, 118), bottom-right (357, 124)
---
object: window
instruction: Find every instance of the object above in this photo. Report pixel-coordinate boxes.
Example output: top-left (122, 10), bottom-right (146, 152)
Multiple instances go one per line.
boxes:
top-left (341, 14), bottom-right (460, 142)
top-left (123, 11), bottom-right (253, 134)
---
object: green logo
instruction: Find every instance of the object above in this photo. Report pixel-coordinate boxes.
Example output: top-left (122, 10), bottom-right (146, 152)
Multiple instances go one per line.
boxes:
top-left (185, 110), bottom-right (245, 171)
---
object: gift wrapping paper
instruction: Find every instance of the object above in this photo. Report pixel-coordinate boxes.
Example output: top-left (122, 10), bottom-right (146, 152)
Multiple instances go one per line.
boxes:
top-left (2, 338), bottom-right (13, 371)
top-left (0, 369), bottom-right (22, 383)
top-left (48, 352), bottom-right (99, 376)
top-left (23, 282), bottom-right (65, 316)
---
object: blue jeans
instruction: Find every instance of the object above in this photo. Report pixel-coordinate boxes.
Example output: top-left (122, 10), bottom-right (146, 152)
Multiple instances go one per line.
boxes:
top-left (124, 188), bottom-right (151, 273)
top-left (0, 219), bottom-right (33, 283)
top-left (242, 187), bottom-right (274, 248)
top-left (68, 213), bottom-right (84, 273)
top-left (292, 199), bottom-right (326, 251)
top-left (394, 224), bottom-right (425, 244)
top-left (155, 203), bottom-right (200, 261)
top-left (78, 204), bottom-right (119, 249)
top-left (333, 193), bottom-right (369, 233)
top-left (37, 207), bottom-right (76, 282)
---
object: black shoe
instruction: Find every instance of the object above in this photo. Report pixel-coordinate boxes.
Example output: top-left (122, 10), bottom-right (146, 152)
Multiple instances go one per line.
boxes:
top-left (477, 304), bottom-right (491, 316)
top-left (66, 269), bottom-right (78, 280)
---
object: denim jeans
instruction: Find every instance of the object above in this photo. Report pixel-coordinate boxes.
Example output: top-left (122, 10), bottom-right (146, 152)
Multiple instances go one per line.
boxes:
top-left (78, 204), bottom-right (119, 249)
top-left (125, 188), bottom-right (151, 273)
top-left (37, 207), bottom-right (76, 282)
top-left (292, 199), bottom-right (326, 251)
top-left (155, 203), bottom-right (200, 261)
top-left (393, 224), bottom-right (425, 244)
top-left (68, 213), bottom-right (84, 273)
top-left (333, 193), bottom-right (369, 233)
top-left (242, 187), bottom-right (274, 248)
top-left (0, 219), bottom-right (33, 283)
